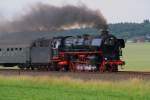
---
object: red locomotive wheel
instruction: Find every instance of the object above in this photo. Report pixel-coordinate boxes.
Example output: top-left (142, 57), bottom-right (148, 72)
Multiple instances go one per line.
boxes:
top-left (105, 64), bottom-right (118, 72)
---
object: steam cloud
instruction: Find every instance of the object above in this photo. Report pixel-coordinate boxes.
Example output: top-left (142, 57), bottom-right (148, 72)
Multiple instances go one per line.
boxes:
top-left (0, 3), bottom-right (107, 33)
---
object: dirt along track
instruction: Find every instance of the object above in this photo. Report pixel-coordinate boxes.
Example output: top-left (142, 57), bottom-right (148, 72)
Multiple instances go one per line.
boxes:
top-left (0, 69), bottom-right (150, 81)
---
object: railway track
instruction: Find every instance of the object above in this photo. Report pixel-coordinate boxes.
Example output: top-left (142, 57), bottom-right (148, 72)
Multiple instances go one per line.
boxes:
top-left (0, 69), bottom-right (150, 81)
top-left (0, 69), bottom-right (150, 74)
top-left (118, 71), bottom-right (150, 75)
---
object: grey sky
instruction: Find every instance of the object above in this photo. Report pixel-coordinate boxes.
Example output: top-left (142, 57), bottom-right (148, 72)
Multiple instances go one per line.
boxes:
top-left (0, 0), bottom-right (149, 23)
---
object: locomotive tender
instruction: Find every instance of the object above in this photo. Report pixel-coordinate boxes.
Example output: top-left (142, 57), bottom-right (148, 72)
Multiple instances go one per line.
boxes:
top-left (0, 30), bottom-right (125, 72)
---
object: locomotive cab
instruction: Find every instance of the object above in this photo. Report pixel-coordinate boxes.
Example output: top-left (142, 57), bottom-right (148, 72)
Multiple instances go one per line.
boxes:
top-left (51, 37), bottom-right (62, 59)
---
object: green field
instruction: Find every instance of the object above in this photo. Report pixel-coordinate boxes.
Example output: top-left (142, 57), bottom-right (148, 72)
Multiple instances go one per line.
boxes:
top-left (0, 76), bottom-right (149, 100)
top-left (122, 43), bottom-right (150, 71)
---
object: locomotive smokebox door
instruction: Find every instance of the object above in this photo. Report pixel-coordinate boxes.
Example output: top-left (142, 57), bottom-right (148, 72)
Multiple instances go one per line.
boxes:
top-left (118, 39), bottom-right (125, 48)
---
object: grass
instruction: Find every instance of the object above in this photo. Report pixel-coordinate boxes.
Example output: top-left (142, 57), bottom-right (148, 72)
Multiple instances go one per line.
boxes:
top-left (0, 76), bottom-right (150, 100)
top-left (122, 43), bottom-right (150, 71)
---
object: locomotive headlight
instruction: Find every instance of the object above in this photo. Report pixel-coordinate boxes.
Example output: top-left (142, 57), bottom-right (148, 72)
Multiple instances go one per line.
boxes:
top-left (104, 58), bottom-right (108, 60)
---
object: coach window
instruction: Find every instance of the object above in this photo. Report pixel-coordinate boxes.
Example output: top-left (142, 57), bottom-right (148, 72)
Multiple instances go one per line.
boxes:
top-left (11, 48), bottom-right (14, 51)
top-left (0, 48), bottom-right (1, 51)
top-left (7, 48), bottom-right (10, 51)
top-left (19, 48), bottom-right (22, 51)
top-left (15, 48), bottom-right (18, 51)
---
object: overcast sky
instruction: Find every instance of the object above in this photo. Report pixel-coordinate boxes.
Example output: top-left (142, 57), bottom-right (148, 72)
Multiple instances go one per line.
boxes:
top-left (0, 0), bottom-right (149, 23)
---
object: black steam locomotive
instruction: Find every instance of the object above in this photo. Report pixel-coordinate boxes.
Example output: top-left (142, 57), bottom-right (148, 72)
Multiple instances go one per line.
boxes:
top-left (0, 30), bottom-right (125, 72)
top-left (51, 30), bottom-right (125, 72)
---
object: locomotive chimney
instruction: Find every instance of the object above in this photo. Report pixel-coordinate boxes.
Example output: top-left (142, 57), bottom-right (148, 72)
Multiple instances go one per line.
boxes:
top-left (99, 26), bottom-right (109, 38)
top-left (101, 29), bottom-right (109, 35)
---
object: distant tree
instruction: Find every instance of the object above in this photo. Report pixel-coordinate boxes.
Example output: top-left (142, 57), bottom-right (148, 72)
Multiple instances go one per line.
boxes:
top-left (143, 19), bottom-right (150, 24)
top-left (109, 20), bottom-right (150, 40)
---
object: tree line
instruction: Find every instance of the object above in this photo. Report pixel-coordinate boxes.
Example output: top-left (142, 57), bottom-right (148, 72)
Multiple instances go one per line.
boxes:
top-left (109, 20), bottom-right (150, 40)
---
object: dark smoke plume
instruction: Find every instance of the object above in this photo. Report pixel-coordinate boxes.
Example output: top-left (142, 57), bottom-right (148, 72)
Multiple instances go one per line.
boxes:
top-left (0, 3), bottom-right (107, 33)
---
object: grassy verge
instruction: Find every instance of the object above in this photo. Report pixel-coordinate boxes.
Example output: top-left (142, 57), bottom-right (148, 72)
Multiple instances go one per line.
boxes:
top-left (123, 43), bottom-right (150, 71)
top-left (0, 76), bottom-right (150, 100)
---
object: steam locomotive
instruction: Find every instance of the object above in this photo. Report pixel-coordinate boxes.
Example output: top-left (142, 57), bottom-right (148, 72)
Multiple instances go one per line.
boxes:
top-left (0, 30), bottom-right (125, 72)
